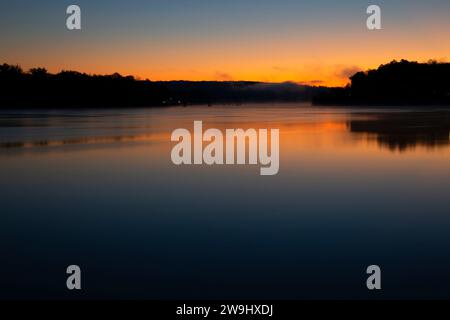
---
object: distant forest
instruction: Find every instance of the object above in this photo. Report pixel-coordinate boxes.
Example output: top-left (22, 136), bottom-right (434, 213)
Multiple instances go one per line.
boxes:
top-left (0, 64), bottom-right (324, 108)
top-left (314, 60), bottom-right (450, 106)
top-left (1, 60), bottom-right (449, 108)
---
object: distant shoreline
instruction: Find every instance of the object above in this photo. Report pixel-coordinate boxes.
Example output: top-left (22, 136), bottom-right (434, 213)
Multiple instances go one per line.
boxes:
top-left (1, 59), bottom-right (449, 109)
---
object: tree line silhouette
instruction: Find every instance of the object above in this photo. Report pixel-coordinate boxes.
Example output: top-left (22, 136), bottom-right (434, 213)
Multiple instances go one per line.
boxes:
top-left (0, 64), bottom-right (322, 108)
top-left (1, 60), bottom-right (449, 108)
top-left (313, 60), bottom-right (450, 106)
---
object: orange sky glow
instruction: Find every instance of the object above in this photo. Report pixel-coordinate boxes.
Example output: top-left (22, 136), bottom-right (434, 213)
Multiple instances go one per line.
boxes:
top-left (2, 2), bottom-right (449, 87)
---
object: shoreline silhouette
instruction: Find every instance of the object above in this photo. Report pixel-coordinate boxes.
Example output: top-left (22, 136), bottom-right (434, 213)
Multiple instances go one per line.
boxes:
top-left (1, 59), bottom-right (449, 108)
top-left (313, 60), bottom-right (450, 106)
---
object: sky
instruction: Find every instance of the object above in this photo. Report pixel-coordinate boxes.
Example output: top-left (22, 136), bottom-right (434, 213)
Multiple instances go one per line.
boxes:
top-left (0, 0), bottom-right (449, 86)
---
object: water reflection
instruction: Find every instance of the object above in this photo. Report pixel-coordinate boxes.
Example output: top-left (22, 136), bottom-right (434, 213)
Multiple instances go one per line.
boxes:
top-left (1, 105), bottom-right (450, 299)
top-left (1, 108), bottom-right (449, 154)
top-left (348, 111), bottom-right (450, 152)
top-left (0, 134), bottom-right (162, 149)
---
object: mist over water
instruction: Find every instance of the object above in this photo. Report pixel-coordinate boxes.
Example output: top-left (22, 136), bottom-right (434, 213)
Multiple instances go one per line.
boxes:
top-left (1, 104), bottom-right (450, 299)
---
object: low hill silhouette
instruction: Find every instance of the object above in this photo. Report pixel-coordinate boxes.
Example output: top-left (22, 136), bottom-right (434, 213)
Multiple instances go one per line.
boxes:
top-left (0, 64), bottom-right (323, 108)
top-left (314, 60), bottom-right (450, 106)
top-left (2, 60), bottom-right (449, 108)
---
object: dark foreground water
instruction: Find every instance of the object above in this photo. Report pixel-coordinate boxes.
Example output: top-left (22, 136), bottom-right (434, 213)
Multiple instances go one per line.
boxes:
top-left (1, 104), bottom-right (450, 299)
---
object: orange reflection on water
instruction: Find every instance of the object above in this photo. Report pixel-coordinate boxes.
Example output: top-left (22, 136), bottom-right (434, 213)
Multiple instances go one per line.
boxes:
top-left (1, 107), bottom-right (450, 175)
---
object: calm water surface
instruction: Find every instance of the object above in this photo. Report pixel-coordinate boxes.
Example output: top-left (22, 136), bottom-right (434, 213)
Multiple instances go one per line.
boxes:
top-left (1, 104), bottom-right (450, 299)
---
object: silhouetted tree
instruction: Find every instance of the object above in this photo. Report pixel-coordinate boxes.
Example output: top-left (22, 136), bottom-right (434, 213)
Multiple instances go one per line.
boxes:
top-left (0, 63), bottom-right (23, 80)
top-left (29, 67), bottom-right (49, 79)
